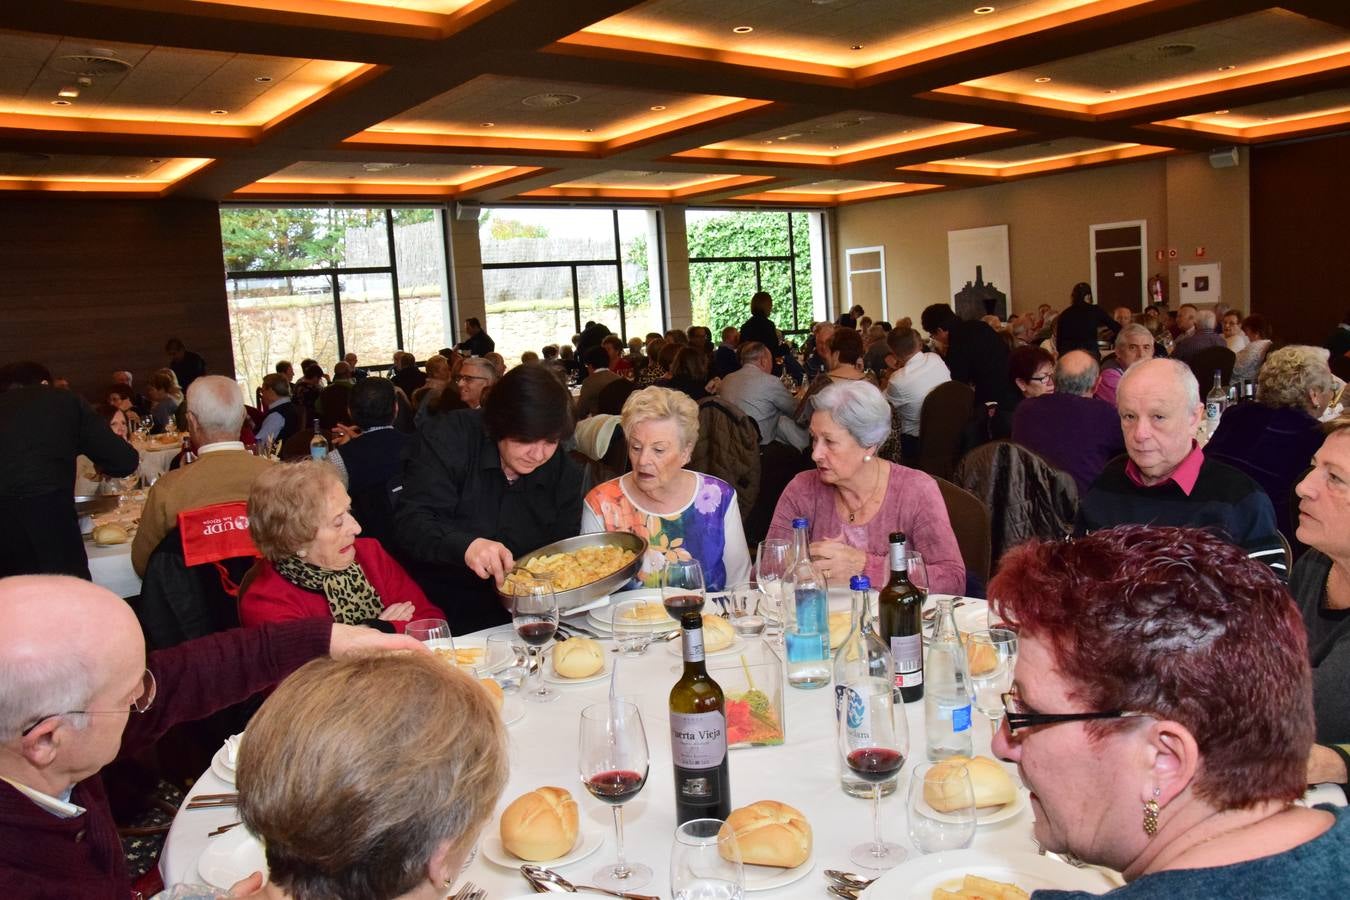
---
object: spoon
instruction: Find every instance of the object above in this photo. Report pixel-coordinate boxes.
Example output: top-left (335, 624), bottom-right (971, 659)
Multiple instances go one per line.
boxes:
top-left (824, 870), bottom-right (878, 891)
top-left (520, 865), bottom-right (659, 900)
top-left (827, 885), bottom-right (860, 900)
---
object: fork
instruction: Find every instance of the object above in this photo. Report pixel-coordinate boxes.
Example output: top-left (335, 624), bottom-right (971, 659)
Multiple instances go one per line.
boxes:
top-left (449, 881), bottom-right (479, 900)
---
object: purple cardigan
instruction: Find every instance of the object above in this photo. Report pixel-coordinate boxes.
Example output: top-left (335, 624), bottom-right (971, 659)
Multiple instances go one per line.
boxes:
top-left (0, 619), bottom-right (331, 899)
top-left (767, 464), bottom-right (966, 594)
top-left (1011, 392), bottom-right (1125, 497)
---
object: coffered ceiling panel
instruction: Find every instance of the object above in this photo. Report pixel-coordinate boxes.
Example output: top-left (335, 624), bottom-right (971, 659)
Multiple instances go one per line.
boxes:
top-left (554, 170), bottom-right (734, 189)
top-left (701, 110), bottom-right (977, 155)
top-left (0, 153), bottom-right (210, 190)
top-left (1173, 85), bottom-right (1350, 127)
top-left (261, 160), bottom-right (515, 184)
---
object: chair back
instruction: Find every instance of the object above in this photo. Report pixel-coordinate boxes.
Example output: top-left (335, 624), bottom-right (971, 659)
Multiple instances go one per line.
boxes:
top-left (952, 440), bottom-right (1078, 570)
top-left (933, 477), bottom-right (992, 588)
top-left (281, 427), bottom-right (316, 460)
top-left (917, 381), bottom-right (975, 481)
top-left (1188, 345), bottom-right (1236, 388)
top-left (598, 378), bottom-right (638, 416)
top-left (1331, 354), bottom-right (1350, 384)
top-left (690, 397), bottom-right (761, 518)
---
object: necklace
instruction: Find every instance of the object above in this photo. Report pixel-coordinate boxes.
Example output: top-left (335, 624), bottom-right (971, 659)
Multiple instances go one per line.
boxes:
top-left (840, 460), bottom-right (884, 524)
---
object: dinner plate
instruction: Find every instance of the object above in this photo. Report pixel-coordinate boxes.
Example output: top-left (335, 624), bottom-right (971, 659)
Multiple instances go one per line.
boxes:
top-left (921, 596), bottom-right (991, 636)
top-left (209, 743), bottom-right (236, 785)
top-left (743, 851), bottom-right (815, 892)
top-left (544, 654), bottom-right (612, 685)
top-left (591, 590), bottom-right (678, 632)
top-left (197, 826), bottom-right (267, 890)
top-left (501, 697), bottom-right (525, 726)
top-left (924, 785), bottom-right (1030, 827)
top-left (859, 848), bottom-right (1116, 899)
top-left (480, 824), bottom-right (604, 869)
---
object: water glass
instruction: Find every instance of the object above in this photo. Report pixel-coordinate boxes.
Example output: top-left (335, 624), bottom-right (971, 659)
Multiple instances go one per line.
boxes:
top-left (966, 628), bottom-right (1018, 728)
top-left (725, 582), bottom-right (766, 637)
top-left (611, 604), bottom-right (655, 656)
top-left (671, 819), bottom-right (744, 900)
top-left (485, 632), bottom-right (528, 693)
top-left (755, 539), bottom-right (791, 635)
top-left (405, 618), bottom-right (451, 644)
top-left (907, 762), bottom-right (977, 854)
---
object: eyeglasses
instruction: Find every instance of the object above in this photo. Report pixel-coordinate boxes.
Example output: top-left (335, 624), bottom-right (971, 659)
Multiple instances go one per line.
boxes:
top-left (455, 374), bottom-right (489, 384)
top-left (1001, 689), bottom-right (1147, 736)
top-left (20, 668), bottom-right (156, 737)
top-left (1029, 373), bottom-right (1053, 384)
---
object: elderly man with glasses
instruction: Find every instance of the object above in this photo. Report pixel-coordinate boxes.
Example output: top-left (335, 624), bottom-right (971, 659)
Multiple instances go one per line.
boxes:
top-left (0, 574), bottom-right (419, 897)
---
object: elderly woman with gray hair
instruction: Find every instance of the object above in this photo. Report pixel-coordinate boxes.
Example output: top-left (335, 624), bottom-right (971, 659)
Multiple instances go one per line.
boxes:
top-left (767, 380), bottom-right (965, 593)
top-left (1207, 345), bottom-right (1336, 540)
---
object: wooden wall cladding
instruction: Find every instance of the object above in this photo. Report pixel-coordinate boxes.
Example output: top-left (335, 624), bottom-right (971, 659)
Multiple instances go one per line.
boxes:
top-left (1250, 133), bottom-right (1350, 348)
top-left (0, 197), bottom-right (232, 400)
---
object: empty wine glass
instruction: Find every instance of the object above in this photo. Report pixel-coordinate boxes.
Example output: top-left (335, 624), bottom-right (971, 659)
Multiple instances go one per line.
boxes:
top-left (966, 628), bottom-right (1018, 731)
top-left (725, 582), bottom-right (765, 638)
top-left (579, 700), bottom-right (652, 890)
top-left (662, 559), bottom-right (706, 622)
top-left (908, 762), bottom-right (977, 854)
top-left (837, 672), bottom-right (909, 869)
top-left (405, 618), bottom-right (451, 644)
top-left (510, 573), bottom-right (560, 703)
top-left (671, 818), bottom-right (744, 900)
top-left (755, 539), bottom-right (790, 634)
top-left (484, 632), bottom-right (528, 694)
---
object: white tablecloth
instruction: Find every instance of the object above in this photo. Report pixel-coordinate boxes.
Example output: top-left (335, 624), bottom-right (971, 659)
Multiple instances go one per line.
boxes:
top-left (133, 438), bottom-right (181, 484)
top-left (161, 609), bottom-right (1094, 896)
top-left (88, 541), bottom-right (140, 598)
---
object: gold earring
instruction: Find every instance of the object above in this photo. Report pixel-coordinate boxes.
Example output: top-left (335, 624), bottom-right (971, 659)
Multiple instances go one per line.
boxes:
top-left (1143, 789), bottom-right (1161, 837)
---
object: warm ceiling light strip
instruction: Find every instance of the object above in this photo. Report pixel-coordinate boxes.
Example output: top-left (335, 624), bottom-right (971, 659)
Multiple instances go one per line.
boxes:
top-left (551, 32), bottom-right (853, 83)
top-left (519, 173), bottom-right (775, 201)
top-left (730, 182), bottom-right (942, 205)
top-left (1153, 108), bottom-right (1350, 141)
top-left (234, 164), bottom-right (542, 197)
top-left (602, 99), bottom-right (772, 152)
top-left (177, 0), bottom-right (459, 34)
top-left (673, 124), bottom-right (1009, 167)
top-left (933, 83), bottom-right (1094, 114)
top-left (904, 142), bottom-right (1168, 177)
top-left (835, 124), bottom-right (1011, 164)
top-left (345, 130), bottom-right (601, 155)
top-left (0, 179), bottom-right (169, 195)
top-left (0, 112), bottom-right (259, 141)
top-left (260, 63), bottom-right (385, 132)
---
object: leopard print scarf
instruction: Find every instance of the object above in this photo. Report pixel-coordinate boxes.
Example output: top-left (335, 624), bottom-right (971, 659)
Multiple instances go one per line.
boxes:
top-left (273, 553), bottom-right (385, 625)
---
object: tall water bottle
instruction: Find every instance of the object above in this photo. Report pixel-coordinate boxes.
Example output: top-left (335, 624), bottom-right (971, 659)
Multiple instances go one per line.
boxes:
top-left (784, 517), bottom-right (830, 689)
top-left (1204, 370), bottom-right (1226, 437)
top-left (834, 575), bottom-right (898, 797)
top-left (924, 596), bottom-right (973, 760)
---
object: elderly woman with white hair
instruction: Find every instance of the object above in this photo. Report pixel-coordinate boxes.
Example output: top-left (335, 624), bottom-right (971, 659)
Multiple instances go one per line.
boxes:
top-left (582, 386), bottom-right (751, 590)
top-left (767, 380), bottom-right (965, 593)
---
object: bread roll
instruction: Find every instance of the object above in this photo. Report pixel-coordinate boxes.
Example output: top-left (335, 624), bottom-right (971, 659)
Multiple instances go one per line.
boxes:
top-left (499, 787), bottom-right (579, 861)
top-left (91, 524), bottom-right (129, 545)
top-left (924, 756), bottom-right (1016, 811)
top-left (964, 636), bottom-right (997, 677)
top-left (701, 614), bottom-right (735, 652)
top-left (718, 800), bottom-right (811, 868)
top-left (828, 611), bottom-right (852, 649)
top-left (551, 637), bottom-right (604, 678)
top-left (478, 677), bottom-right (504, 711)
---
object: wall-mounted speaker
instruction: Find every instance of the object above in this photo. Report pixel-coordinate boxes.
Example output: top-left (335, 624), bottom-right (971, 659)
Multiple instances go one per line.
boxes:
top-left (454, 201), bottom-right (482, 221)
top-left (1208, 147), bottom-right (1239, 169)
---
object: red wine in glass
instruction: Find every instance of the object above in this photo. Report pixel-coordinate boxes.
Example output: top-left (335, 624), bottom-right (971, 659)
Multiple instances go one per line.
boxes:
top-left (585, 769), bottom-right (648, 806)
top-left (847, 748), bottom-right (905, 783)
top-left (515, 618), bottom-right (557, 646)
top-left (663, 593), bottom-right (704, 619)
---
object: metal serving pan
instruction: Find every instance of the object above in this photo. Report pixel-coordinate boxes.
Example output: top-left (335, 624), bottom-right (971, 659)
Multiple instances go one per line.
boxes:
top-left (497, 531), bottom-right (647, 613)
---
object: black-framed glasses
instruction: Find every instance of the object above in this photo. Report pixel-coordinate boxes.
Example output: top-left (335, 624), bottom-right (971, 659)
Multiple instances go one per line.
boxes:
top-left (1029, 373), bottom-right (1053, 384)
top-left (1001, 690), bottom-right (1147, 736)
top-left (20, 668), bottom-right (156, 737)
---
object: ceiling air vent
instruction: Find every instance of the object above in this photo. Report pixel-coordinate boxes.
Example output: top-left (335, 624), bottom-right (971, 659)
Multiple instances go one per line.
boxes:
top-left (362, 162), bottom-right (411, 172)
top-left (521, 92), bottom-right (581, 109)
top-left (1131, 43), bottom-right (1197, 62)
top-left (52, 51), bottom-right (133, 77)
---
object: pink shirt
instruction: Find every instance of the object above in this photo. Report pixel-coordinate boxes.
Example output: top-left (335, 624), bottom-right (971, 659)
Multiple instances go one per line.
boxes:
top-left (1125, 442), bottom-right (1205, 495)
top-left (767, 463), bottom-right (966, 594)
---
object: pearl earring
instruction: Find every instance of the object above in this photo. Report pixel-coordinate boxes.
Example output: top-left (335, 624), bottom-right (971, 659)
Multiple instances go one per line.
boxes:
top-left (864, 454), bottom-right (872, 462)
top-left (297, 548), bottom-right (307, 558)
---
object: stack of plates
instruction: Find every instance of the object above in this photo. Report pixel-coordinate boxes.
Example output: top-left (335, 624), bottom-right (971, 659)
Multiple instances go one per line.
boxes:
top-left (586, 589), bottom-right (678, 633)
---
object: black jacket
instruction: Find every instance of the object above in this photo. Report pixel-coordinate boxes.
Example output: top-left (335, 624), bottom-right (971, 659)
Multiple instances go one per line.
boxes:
top-left (1055, 302), bottom-right (1120, 359)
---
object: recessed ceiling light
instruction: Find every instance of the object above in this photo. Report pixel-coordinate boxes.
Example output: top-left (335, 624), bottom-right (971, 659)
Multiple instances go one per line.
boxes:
top-left (1033, 76), bottom-right (1052, 83)
top-left (973, 6), bottom-right (996, 14)
top-left (650, 105), bottom-right (666, 111)
top-left (761, 140), bottom-right (775, 145)
top-left (57, 85), bottom-right (80, 99)
top-left (732, 25), bottom-right (753, 34)
top-left (50, 99), bottom-right (71, 106)
top-left (124, 174), bottom-right (140, 179)
top-left (210, 109), bottom-right (228, 115)
top-left (1213, 109), bottom-right (1229, 115)
top-left (1217, 65), bottom-right (1236, 71)
top-left (831, 144), bottom-right (840, 149)
top-left (255, 75), bottom-right (274, 83)
top-left (1103, 89), bottom-right (1117, 94)
top-left (850, 44), bottom-right (863, 51)
top-left (582, 128), bottom-right (594, 133)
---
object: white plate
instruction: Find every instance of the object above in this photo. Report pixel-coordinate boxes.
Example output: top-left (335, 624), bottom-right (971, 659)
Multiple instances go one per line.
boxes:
top-left (197, 826), bottom-right (267, 890)
top-left (480, 824), bottom-right (605, 869)
top-left (502, 697), bottom-right (525, 726)
top-left (744, 851), bottom-right (815, 892)
top-left (209, 744), bottom-right (236, 785)
top-left (665, 633), bottom-right (742, 657)
top-left (860, 848), bottom-right (1117, 900)
top-left (591, 590), bottom-right (678, 633)
top-left (924, 786), bottom-right (1030, 827)
top-left (426, 636), bottom-right (492, 672)
top-left (544, 653), bottom-right (612, 685)
top-left (922, 596), bottom-right (991, 635)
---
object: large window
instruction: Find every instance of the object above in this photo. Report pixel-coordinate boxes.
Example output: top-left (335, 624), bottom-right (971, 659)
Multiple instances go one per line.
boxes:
top-left (479, 207), bottom-right (664, 367)
top-left (687, 209), bottom-right (822, 341)
top-left (221, 206), bottom-right (452, 391)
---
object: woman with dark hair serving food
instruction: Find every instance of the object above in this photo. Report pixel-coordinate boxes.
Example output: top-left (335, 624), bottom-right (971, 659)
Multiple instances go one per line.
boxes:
top-left (394, 364), bottom-right (582, 633)
top-left (988, 525), bottom-right (1349, 898)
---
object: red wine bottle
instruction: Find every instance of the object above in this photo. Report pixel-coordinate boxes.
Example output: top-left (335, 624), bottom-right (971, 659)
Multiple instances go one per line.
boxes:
top-left (877, 532), bottom-right (925, 703)
top-left (669, 612), bottom-right (731, 824)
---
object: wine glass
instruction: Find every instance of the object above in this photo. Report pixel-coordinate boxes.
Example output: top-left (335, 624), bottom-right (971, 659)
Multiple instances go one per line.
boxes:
top-left (725, 582), bottom-right (765, 638)
top-left (755, 539), bottom-right (790, 634)
top-left (405, 618), bottom-right (451, 644)
top-left (662, 559), bottom-right (705, 622)
top-left (966, 628), bottom-right (1018, 731)
top-left (510, 573), bottom-right (560, 703)
top-left (579, 700), bottom-right (652, 890)
top-left (671, 819), bottom-right (744, 900)
top-left (837, 672), bottom-right (909, 869)
top-left (484, 632), bottom-right (528, 694)
top-left (908, 762), bottom-right (977, 854)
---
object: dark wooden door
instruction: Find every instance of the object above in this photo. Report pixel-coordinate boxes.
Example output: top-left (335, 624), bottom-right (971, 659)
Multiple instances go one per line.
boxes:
top-left (1092, 224), bottom-right (1144, 311)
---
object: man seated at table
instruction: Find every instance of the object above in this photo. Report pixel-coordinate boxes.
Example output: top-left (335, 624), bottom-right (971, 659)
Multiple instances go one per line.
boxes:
top-left (0, 574), bottom-right (418, 897)
top-left (0, 361), bottom-right (139, 581)
top-left (1077, 358), bottom-right (1284, 571)
top-left (1012, 350), bottom-right (1124, 496)
top-left (882, 325), bottom-right (951, 461)
top-left (1094, 323), bottom-right (1154, 407)
top-left (111, 371), bottom-right (151, 418)
top-left (1172, 308), bottom-right (1227, 363)
top-left (716, 341), bottom-right (808, 451)
top-left (131, 376), bottom-right (273, 576)
top-left (254, 373), bottom-right (301, 449)
top-left (576, 346), bottom-right (620, 419)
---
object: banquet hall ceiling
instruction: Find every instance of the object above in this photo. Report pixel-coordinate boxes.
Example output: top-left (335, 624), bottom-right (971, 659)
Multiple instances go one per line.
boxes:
top-left (0, 0), bottom-right (1346, 206)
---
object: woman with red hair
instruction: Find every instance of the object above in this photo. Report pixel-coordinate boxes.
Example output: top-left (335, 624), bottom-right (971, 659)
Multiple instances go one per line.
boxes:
top-left (989, 525), bottom-right (1347, 897)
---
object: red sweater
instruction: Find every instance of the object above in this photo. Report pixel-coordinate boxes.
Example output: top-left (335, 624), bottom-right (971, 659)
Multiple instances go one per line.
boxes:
top-left (0, 618), bottom-right (331, 899)
top-left (239, 538), bottom-right (444, 634)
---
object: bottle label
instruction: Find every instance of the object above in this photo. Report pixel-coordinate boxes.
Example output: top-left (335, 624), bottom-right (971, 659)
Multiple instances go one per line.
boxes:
top-left (670, 710), bottom-right (726, 769)
top-left (681, 626), bottom-right (705, 663)
top-left (310, 446), bottom-right (327, 461)
top-left (1205, 401), bottom-right (1221, 421)
top-left (834, 685), bottom-right (874, 745)
top-left (888, 541), bottom-right (907, 570)
top-left (952, 704), bottom-right (972, 733)
top-left (891, 634), bottom-right (923, 688)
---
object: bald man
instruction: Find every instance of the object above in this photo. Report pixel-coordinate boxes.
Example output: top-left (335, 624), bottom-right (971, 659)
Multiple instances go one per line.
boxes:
top-left (0, 575), bottom-right (419, 895)
top-left (1011, 350), bottom-right (1124, 495)
top-left (1075, 358), bottom-right (1283, 572)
